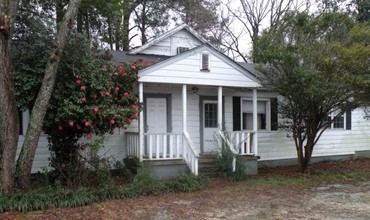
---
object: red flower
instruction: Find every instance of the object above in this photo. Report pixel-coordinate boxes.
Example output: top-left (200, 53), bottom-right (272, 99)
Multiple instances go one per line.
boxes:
top-left (76, 125), bottom-right (82, 130)
top-left (86, 133), bottom-right (92, 139)
top-left (68, 121), bottom-right (74, 127)
top-left (60, 163), bottom-right (65, 169)
top-left (80, 85), bottom-right (86, 91)
top-left (93, 107), bottom-right (99, 114)
top-left (124, 92), bottom-right (129, 97)
top-left (93, 94), bottom-right (97, 99)
top-left (75, 79), bottom-right (81, 85)
top-left (105, 91), bottom-right (111, 96)
top-left (113, 72), bottom-right (118, 76)
top-left (85, 121), bottom-right (90, 127)
top-left (131, 65), bottom-right (136, 70)
top-left (138, 57), bottom-right (144, 62)
top-left (81, 97), bottom-right (86, 103)
top-left (80, 144), bottom-right (87, 151)
top-left (118, 65), bottom-right (123, 73)
top-left (108, 72), bottom-right (113, 77)
top-left (120, 72), bottom-right (127, 77)
top-left (115, 86), bottom-right (120, 91)
top-left (110, 118), bottom-right (115, 125)
top-left (58, 125), bottom-right (63, 131)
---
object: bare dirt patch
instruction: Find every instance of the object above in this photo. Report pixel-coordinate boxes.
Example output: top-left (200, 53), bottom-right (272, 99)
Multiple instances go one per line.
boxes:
top-left (2, 159), bottom-right (370, 220)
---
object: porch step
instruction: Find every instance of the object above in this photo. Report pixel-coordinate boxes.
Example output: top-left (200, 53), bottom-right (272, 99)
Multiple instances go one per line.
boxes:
top-left (198, 155), bottom-right (220, 178)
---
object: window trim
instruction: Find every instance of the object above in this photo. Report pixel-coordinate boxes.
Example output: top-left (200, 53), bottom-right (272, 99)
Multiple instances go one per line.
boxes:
top-left (240, 98), bottom-right (271, 131)
top-left (327, 111), bottom-right (346, 130)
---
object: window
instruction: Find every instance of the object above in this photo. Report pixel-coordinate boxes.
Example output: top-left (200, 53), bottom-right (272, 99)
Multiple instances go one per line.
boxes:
top-left (201, 53), bottom-right (210, 71)
top-left (176, 47), bottom-right (189, 54)
top-left (327, 110), bottom-right (345, 129)
top-left (204, 103), bottom-right (217, 128)
top-left (241, 100), bottom-right (271, 130)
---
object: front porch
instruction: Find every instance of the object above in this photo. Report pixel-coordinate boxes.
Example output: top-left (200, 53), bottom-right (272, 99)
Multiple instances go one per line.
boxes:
top-left (124, 83), bottom-right (261, 176)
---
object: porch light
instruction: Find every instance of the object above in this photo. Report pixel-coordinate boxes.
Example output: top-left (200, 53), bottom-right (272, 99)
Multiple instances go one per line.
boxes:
top-left (191, 86), bottom-right (199, 94)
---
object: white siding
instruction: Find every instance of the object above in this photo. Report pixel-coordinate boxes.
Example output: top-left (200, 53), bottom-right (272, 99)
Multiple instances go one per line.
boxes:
top-left (140, 50), bottom-right (260, 88)
top-left (17, 129), bottom-right (127, 173)
top-left (140, 30), bottom-right (202, 56)
top-left (258, 108), bottom-right (370, 161)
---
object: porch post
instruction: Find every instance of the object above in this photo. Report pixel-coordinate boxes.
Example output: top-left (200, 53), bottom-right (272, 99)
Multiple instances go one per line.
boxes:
top-left (218, 86), bottom-right (223, 130)
top-left (139, 82), bottom-right (144, 161)
top-left (182, 84), bottom-right (187, 132)
top-left (252, 89), bottom-right (258, 155)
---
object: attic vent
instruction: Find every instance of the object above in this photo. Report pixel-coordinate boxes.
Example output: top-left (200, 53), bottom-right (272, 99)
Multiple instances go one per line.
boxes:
top-left (177, 47), bottom-right (189, 54)
top-left (201, 53), bottom-right (210, 71)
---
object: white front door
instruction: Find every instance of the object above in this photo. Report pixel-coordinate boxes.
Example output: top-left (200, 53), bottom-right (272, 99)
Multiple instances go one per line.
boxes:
top-left (145, 97), bottom-right (168, 158)
top-left (146, 97), bottom-right (167, 133)
top-left (202, 100), bottom-right (218, 153)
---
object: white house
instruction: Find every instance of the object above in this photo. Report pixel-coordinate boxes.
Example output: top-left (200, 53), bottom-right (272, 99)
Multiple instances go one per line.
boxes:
top-left (18, 24), bottom-right (370, 175)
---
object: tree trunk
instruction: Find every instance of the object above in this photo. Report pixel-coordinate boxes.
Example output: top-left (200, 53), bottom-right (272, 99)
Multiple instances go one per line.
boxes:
top-left (15, 0), bottom-right (82, 191)
top-left (122, 13), bottom-right (130, 51)
top-left (0, 0), bottom-right (21, 194)
top-left (301, 139), bottom-right (314, 173)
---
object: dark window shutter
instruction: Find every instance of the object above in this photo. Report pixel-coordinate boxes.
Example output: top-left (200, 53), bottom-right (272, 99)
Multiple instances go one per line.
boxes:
top-left (346, 109), bottom-right (352, 130)
top-left (201, 53), bottom-right (209, 70)
top-left (271, 98), bottom-right (278, 130)
top-left (233, 97), bottom-right (241, 131)
top-left (18, 109), bottom-right (23, 135)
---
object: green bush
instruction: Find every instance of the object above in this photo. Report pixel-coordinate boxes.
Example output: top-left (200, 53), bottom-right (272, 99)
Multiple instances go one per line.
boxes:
top-left (167, 173), bottom-right (209, 192)
top-left (216, 137), bottom-right (247, 181)
top-left (0, 172), bottom-right (209, 213)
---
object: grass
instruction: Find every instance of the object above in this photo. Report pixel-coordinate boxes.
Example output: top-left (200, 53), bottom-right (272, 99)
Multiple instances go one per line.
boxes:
top-left (247, 169), bottom-right (370, 187)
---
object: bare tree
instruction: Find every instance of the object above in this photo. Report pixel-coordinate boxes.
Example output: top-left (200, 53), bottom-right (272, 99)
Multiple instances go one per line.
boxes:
top-left (220, 0), bottom-right (307, 62)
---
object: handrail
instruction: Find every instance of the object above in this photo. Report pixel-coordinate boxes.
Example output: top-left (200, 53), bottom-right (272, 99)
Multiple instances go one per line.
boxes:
top-left (184, 131), bottom-right (199, 157)
top-left (218, 130), bottom-right (237, 172)
top-left (183, 131), bottom-right (199, 175)
top-left (218, 130), bottom-right (238, 155)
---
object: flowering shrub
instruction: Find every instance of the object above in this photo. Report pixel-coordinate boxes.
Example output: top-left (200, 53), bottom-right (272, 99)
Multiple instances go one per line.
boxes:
top-left (39, 36), bottom-right (141, 187)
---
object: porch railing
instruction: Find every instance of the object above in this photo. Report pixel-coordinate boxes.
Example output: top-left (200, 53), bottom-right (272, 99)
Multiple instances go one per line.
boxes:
top-left (125, 131), bottom-right (199, 175)
top-left (229, 130), bottom-right (256, 155)
top-left (143, 132), bottom-right (183, 160)
top-left (183, 131), bottom-right (199, 175)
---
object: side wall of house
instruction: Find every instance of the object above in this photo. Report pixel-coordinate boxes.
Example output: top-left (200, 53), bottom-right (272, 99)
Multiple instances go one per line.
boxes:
top-left (17, 119), bottom-right (127, 173)
top-left (258, 108), bottom-right (370, 161)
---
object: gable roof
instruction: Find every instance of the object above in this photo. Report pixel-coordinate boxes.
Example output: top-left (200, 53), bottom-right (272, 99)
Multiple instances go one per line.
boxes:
top-left (109, 50), bottom-right (170, 65)
top-left (138, 43), bottom-right (261, 87)
top-left (129, 24), bottom-right (209, 55)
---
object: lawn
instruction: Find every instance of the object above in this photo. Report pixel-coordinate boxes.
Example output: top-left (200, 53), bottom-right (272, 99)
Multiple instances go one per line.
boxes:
top-left (2, 159), bottom-right (370, 219)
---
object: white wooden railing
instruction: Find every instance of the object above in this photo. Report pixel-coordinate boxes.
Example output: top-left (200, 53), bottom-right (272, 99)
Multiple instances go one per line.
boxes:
top-left (218, 130), bottom-right (257, 172)
top-left (143, 133), bottom-right (183, 160)
top-left (218, 130), bottom-right (238, 172)
top-left (126, 132), bottom-right (140, 158)
top-left (229, 130), bottom-right (256, 155)
top-left (183, 131), bottom-right (199, 175)
top-left (125, 131), bottom-right (199, 175)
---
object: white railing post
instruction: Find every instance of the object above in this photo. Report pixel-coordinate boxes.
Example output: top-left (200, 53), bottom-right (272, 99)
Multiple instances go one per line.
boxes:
top-left (139, 82), bottom-right (144, 161)
top-left (218, 86), bottom-right (223, 129)
top-left (252, 89), bottom-right (258, 156)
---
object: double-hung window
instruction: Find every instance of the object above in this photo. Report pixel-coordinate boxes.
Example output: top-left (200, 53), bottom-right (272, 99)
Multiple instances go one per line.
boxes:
top-left (241, 99), bottom-right (271, 130)
top-left (327, 109), bottom-right (346, 129)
